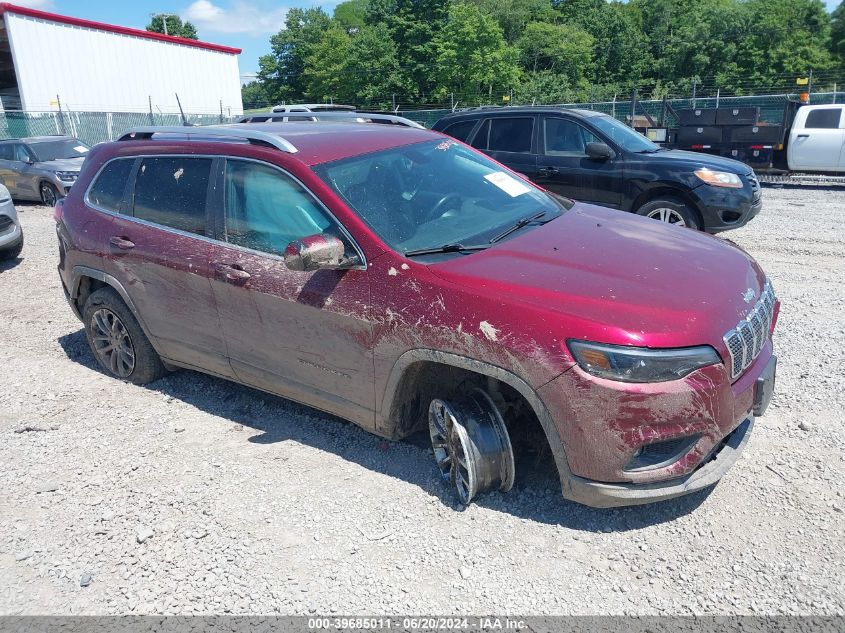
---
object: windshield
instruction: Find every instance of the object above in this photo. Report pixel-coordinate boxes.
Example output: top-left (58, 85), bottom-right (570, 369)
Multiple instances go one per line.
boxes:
top-left (590, 115), bottom-right (658, 153)
top-left (314, 139), bottom-right (570, 254)
top-left (28, 139), bottom-right (90, 162)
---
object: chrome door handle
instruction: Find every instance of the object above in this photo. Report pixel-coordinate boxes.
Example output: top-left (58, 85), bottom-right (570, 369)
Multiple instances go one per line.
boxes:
top-left (214, 262), bottom-right (251, 283)
top-left (538, 167), bottom-right (559, 177)
top-left (109, 236), bottom-right (135, 250)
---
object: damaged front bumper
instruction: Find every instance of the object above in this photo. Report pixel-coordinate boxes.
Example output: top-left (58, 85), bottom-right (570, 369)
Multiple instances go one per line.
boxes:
top-left (561, 417), bottom-right (753, 508)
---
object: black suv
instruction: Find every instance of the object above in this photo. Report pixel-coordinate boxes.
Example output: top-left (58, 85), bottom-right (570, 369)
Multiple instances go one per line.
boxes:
top-left (433, 107), bottom-right (762, 232)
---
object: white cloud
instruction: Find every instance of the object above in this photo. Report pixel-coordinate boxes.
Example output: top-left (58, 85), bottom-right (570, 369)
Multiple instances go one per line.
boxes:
top-left (13, 0), bottom-right (55, 9)
top-left (183, 0), bottom-right (287, 36)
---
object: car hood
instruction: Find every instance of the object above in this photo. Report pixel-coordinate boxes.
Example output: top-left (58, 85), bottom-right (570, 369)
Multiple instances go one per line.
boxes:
top-left (640, 148), bottom-right (751, 174)
top-left (428, 203), bottom-right (767, 350)
top-left (35, 157), bottom-right (85, 171)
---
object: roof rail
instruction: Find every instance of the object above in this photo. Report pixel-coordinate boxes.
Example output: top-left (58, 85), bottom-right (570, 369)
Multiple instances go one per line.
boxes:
top-left (117, 126), bottom-right (298, 153)
top-left (238, 111), bottom-right (425, 129)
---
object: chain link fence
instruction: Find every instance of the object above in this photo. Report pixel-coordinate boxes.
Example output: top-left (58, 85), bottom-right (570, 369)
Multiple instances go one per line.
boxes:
top-left (1, 91), bottom-right (843, 145)
top-left (0, 110), bottom-right (242, 146)
top-left (396, 92), bottom-right (845, 128)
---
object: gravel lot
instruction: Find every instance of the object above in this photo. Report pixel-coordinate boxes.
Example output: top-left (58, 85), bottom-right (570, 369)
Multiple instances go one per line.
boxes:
top-left (1, 188), bottom-right (843, 616)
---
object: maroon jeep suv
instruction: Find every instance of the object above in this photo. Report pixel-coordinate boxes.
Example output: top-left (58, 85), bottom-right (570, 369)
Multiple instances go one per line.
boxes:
top-left (55, 121), bottom-right (779, 508)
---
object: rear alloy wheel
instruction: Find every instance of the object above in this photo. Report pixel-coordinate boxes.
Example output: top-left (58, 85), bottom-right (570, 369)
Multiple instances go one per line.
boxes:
top-left (40, 182), bottom-right (59, 207)
top-left (83, 287), bottom-right (168, 384)
top-left (429, 388), bottom-right (515, 505)
top-left (636, 197), bottom-right (699, 230)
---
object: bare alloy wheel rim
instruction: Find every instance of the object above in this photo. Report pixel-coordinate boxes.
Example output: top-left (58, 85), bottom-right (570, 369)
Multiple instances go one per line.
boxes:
top-left (646, 207), bottom-right (686, 226)
top-left (41, 184), bottom-right (57, 207)
top-left (428, 389), bottom-right (514, 505)
top-left (91, 308), bottom-right (136, 378)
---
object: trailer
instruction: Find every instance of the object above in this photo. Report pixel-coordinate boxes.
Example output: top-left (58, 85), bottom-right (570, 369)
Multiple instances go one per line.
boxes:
top-left (637, 100), bottom-right (845, 184)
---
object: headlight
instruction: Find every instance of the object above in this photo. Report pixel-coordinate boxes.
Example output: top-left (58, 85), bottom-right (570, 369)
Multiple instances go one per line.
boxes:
top-left (55, 171), bottom-right (78, 181)
top-left (694, 168), bottom-right (742, 188)
top-left (568, 340), bottom-right (720, 383)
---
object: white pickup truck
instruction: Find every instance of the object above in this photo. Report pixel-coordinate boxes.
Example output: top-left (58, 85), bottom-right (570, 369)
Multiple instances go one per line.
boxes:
top-left (787, 104), bottom-right (845, 172)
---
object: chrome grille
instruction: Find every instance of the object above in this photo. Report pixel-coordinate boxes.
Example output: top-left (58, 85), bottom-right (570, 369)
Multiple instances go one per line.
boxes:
top-left (723, 280), bottom-right (776, 380)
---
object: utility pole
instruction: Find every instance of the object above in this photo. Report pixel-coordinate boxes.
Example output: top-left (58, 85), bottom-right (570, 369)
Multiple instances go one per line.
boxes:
top-left (150, 13), bottom-right (177, 36)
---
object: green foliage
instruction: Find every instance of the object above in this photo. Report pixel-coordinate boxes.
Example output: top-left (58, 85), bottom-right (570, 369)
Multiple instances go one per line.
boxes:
top-left (146, 14), bottom-right (198, 40)
top-left (241, 81), bottom-right (272, 108)
top-left (250, 0), bottom-right (843, 108)
top-left (432, 3), bottom-right (521, 101)
top-left (834, 1), bottom-right (845, 62)
top-left (334, 0), bottom-right (369, 32)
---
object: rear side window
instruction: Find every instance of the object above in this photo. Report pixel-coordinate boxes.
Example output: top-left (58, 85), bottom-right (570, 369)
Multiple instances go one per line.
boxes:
top-left (805, 109), bottom-right (842, 129)
top-left (224, 159), bottom-right (332, 256)
top-left (442, 119), bottom-right (478, 142)
top-left (471, 118), bottom-right (533, 153)
top-left (132, 157), bottom-right (212, 235)
top-left (0, 144), bottom-right (12, 160)
top-left (88, 159), bottom-right (134, 212)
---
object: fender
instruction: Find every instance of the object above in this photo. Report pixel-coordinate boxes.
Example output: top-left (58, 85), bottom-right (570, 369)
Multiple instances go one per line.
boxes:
top-left (379, 348), bottom-right (575, 496)
top-left (69, 265), bottom-right (153, 338)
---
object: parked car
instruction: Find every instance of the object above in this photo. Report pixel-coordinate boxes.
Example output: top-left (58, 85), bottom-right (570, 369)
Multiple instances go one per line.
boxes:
top-left (238, 111), bottom-right (422, 127)
top-left (0, 135), bottom-right (89, 206)
top-left (0, 183), bottom-right (22, 260)
top-left (56, 122), bottom-right (779, 508)
top-left (432, 107), bottom-right (762, 232)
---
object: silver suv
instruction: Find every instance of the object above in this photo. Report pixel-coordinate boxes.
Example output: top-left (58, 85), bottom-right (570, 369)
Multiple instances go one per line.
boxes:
top-left (0, 136), bottom-right (89, 206)
top-left (0, 183), bottom-right (22, 260)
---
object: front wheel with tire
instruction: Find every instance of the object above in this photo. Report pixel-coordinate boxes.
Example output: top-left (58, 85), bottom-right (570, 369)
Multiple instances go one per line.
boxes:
top-left (83, 287), bottom-right (167, 384)
top-left (636, 197), bottom-right (700, 230)
top-left (40, 182), bottom-right (60, 207)
top-left (429, 388), bottom-right (515, 505)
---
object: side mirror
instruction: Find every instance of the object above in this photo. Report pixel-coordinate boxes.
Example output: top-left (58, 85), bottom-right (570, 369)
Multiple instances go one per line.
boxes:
top-left (586, 142), bottom-right (614, 161)
top-left (283, 234), bottom-right (347, 272)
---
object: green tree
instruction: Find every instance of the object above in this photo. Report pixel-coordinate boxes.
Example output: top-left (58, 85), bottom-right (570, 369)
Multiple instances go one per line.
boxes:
top-left (257, 8), bottom-right (333, 103)
top-left (833, 1), bottom-right (845, 62)
top-left (241, 81), bottom-right (272, 109)
top-left (345, 24), bottom-right (409, 107)
top-left (334, 0), bottom-right (369, 32)
top-left (465, 0), bottom-right (557, 43)
top-left (516, 21), bottom-right (593, 81)
top-left (556, 0), bottom-right (651, 86)
top-left (365, 0), bottom-right (450, 100)
top-left (303, 26), bottom-right (354, 102)
top-left (432, 3), bottom-right (521, 103)
top-left (146, 14), bottom-right (198, 39)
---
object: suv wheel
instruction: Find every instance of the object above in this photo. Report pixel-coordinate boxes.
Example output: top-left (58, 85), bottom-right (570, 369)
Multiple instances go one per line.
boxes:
top-left (83, 287), bottom-right (167, 384)
top-left (40, 182), bottom-right (60, 207)
top-left (428, 388), bottom-right (515, 505)
top-left (636, 197), bottom-right (700, 230)
top-left (0, 234), bottom-right (22, 260)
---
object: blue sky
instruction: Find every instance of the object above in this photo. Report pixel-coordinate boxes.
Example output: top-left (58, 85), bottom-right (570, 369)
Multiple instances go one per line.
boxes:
top-left (12, 0), bottom-right (844, 80)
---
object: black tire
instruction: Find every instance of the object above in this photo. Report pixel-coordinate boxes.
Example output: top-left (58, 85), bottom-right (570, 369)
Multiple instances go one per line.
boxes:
top-left (40, 182), bottom-right (60, 207)
top-left (636, 197), bottom-right (700, 230)
top-left (83, 287), bottom-right (167, 385)
top-left (0, 233), bottom-right (22, 260)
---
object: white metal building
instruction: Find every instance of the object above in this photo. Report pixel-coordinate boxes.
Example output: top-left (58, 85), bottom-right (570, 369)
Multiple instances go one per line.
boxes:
top-left (0, 3), bottom-right (243, 114)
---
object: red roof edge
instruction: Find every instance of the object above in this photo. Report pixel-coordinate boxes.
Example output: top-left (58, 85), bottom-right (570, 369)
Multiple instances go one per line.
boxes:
top-left (0, 3), bottom-right (242, 55)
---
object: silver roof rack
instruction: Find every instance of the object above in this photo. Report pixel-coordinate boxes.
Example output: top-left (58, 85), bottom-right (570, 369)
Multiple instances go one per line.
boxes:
top-left (238, 111), bottom-right (425, 129)
top-left (118, 126), bottom-right (298, 153)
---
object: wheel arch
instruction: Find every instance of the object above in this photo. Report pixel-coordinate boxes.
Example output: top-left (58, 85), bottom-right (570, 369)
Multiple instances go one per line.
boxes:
top-left (630, 185), bottom-right (704, 226)
top-left (69, 266), bottom-right (152, 338)
top-left (379, 349), bottom-right (574, 490)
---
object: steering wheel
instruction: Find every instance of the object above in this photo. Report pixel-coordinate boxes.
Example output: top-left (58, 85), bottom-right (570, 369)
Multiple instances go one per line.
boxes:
top-left (428, 193), bottom-right (463, 222)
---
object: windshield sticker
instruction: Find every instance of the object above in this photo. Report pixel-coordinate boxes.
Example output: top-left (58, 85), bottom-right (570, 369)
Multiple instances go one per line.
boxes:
top-left (74, 146), bottom-right (89, 153)
top-left (484, 171), bottom-right (531, 197)
top-left (435, 140), bottom-right (455, 151)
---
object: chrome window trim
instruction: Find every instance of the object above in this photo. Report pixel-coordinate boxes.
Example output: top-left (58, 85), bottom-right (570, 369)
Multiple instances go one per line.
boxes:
top-left (83, 154), bottom-right (367, 272)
